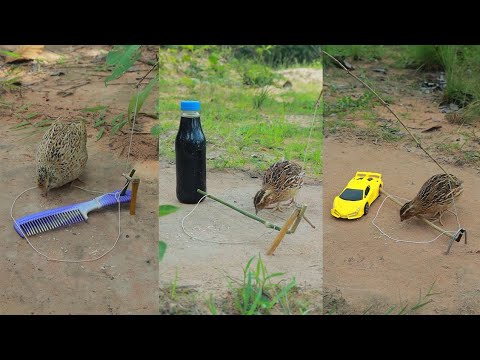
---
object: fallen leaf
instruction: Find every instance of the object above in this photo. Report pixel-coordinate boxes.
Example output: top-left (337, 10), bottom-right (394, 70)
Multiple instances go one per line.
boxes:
top-left (6, 45), bottom-right (45, 63)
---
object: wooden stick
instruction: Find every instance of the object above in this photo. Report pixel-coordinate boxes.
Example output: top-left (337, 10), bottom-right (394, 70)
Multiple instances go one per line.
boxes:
top-left (197, 189), bottom-right (288, 232)
top-left (323, 51), bottom-right (455, 183)
top-left (302, 214), bottom-right (316, 229)
top-left (289, 205), bottom-right (307, 233)
top-left (130, 178), bottom-right (140, 215)
top-left (266, 208), bottom-right (301, 256)
top-left (379, 188), bottom-right (450, 238)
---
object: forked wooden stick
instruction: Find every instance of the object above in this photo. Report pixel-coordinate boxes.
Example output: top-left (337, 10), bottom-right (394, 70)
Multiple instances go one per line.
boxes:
top-left (290, 205), bottom-right (307, 233)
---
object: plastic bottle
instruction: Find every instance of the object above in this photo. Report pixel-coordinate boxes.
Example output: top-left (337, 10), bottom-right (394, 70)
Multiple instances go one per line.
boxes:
top-left (175, 100), bottom-right (207, 203)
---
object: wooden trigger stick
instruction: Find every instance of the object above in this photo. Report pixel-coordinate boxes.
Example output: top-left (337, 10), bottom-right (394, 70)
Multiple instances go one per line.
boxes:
top-left (130, 177), bottom-right (140, 215)
top-left (266, 208), bottom-right (301, 256)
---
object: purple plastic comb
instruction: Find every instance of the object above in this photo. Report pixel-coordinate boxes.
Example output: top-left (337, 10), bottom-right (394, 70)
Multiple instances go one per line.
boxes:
top-left (13, 189), bottom-right (132, 238)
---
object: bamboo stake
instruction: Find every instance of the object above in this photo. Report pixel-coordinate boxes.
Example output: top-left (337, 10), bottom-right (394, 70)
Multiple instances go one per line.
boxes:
top-left (197, 189), bottom-right (289, 233)
top-left (130, 178), bottom-right (140, 215)
top-left (266, 208), bottom-right (301, 256)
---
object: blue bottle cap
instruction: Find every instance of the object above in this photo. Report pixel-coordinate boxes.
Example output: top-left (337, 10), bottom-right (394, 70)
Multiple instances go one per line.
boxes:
top-left (181, 100), bottom-right (200, 111)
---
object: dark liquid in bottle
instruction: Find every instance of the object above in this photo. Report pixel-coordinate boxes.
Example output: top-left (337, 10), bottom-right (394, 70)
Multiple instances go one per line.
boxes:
top-left (175, 115), bottom-right (206, 203)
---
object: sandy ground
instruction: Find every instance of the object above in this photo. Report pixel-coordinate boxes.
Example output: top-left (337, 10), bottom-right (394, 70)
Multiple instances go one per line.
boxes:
top-left (159, 159), bottom-right (322, 311)
top-left (0, 45), bottom-right (159, 314)
top-left (323, 136), bottom-right (480, 314)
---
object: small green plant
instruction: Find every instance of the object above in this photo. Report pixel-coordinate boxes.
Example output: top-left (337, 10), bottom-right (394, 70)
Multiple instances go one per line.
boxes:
top-left (56, 55), bottom-right (67, 65)
top-left (9, 109), bottom-right (57, 139)
top-left (241, 62), bottom-right (276, 87)
top-left (252, 87), bottom-right (271, 109)
top-left (325, 92), bottom-right (376, 116)
top-left (384, 281), bottom-right (440, 315)
top-left (81, 105), bottom-right (109, 140)
top-left (228, 254), bottom-right (296, 315)
top-left (171, 268), bottom-right (179, 301)
top-left (207, 294), bottom-right (218, 315)
top-left (407, 45), bottom-right (443, 70)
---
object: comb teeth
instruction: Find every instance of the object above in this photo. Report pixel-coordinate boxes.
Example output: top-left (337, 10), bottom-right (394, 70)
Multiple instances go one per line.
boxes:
top-left (13, 189), bottom-right (131, 238)
top-left (15, 209), bottom-right (86, 238)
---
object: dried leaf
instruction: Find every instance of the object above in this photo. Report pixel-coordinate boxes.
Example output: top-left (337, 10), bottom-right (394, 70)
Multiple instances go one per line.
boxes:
top-left (6, 45), bottom-right (45, 63)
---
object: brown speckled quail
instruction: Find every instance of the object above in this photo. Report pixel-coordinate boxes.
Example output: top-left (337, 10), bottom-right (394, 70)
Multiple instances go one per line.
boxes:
top-left (36, 118), bottom-right (88, 194)
top-left (254, 160), bottom-right (304, 214)
top-left (400, 173), bottom-right (463, 226)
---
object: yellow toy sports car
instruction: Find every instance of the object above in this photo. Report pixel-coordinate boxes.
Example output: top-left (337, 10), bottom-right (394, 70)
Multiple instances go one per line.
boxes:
top-left (331, 171), bottom-right (383, 219)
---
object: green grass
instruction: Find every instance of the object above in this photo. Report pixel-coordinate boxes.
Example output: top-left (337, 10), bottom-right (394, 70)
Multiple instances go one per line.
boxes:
top-left (225, 254), bottom-right (297, 315)
top-left (402, 45), bottom-right (480, 111)
top-left (322, 45), bottom-right (388, 63)
top-left (158, 49), bottom-right (323, 176)
top-left (159, 255), bottom-right (317, 315)
top-left (324, 45), bottom-right (480, 117)
top-left (324, 282), bottom-right (439, 315)
top-left (381, 281), bottom-right (440, 315)
top-left (170, 268), bottom-right (179, 301)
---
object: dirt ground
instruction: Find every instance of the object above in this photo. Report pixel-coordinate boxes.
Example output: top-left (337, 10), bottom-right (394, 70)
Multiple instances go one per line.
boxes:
top-left (323, 58), bottom-right (480, 314)
top-left (0, 45), bottom-right (159, 314)
top-left (159, 160), bottom-right (322, 313)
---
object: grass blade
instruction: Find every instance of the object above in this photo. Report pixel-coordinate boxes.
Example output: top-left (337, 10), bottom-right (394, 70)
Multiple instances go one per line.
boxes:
top-left (25, 112), bottom-right (41, 120)
top-left (94, 119), bottom-right (106, 128)
top-left (410, 299), bottom-right (433, 312)
top-left (111, 117), bottom-right (128, 136)
top-left (81, 105), bottom-right (108, 113)
top-left (265, 272), bottom-right (286, 281)
top-left (247, 286), bottom-right (264, 315)
top-left (0, 49), bottom-right (21, 58)
top-left (268, 278), bottom-right (296, 308)
top-left (243, 256), bottom-right (256, 277)
top-left (33, 118), bottom-right (53, 128)
top-left (96, 127), bottom-right (105, 140)
top-left (208, 294), bottom-right (218, 315)
top-left (384, 305), bottom-right (397, 315)
top-left (10, 121), bottom-right (31, 129)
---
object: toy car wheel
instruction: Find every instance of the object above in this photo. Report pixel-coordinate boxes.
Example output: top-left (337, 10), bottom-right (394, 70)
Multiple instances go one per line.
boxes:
top-left (364, 203), bottom-right (370, 215)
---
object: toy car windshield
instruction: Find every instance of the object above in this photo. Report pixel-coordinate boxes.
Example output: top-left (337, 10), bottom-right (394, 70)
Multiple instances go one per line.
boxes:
top-left (339, 188), bottom-right (363, 201)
